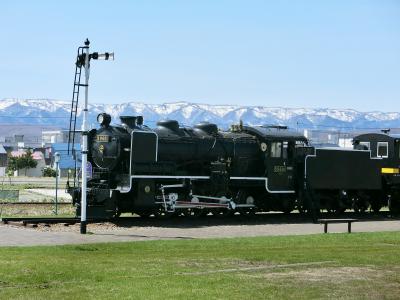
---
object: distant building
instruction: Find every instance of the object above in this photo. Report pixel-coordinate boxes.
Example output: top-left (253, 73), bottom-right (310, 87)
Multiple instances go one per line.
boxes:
top-left (0, 124), bottom-right (61, 149)
top-left (1, 134), bottom-right (42, 149)
top-left (9, 149), bottom-right (46, 177)
top-left (338, 138), bottom-right (354, 148)
top-left (42, 130), bottom-right (81, 145)
top-left (0, 145), bottom-right (7, 176)
top-left (303, 129), bottom-right (340, 145)
top-left (33, 147), bottom-right (52, 165)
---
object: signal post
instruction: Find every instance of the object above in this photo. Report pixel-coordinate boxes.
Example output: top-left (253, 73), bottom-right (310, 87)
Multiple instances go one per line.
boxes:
top-left (75, 39), bottom-right (114, 234)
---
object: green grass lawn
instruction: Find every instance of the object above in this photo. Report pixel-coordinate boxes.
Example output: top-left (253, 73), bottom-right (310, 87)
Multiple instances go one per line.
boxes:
top-left (0, 232), bottom-right (399, 299)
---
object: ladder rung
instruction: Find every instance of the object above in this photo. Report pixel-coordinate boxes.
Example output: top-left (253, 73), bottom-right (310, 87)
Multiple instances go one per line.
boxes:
top-left (78, 84), bottom-right (88, 87)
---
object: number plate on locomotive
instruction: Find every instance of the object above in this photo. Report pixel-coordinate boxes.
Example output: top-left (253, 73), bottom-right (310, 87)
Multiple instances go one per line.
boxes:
top-left (96, 135), bottom-right (110, 142)
top-left (273, 165), bottom-right (287, 173)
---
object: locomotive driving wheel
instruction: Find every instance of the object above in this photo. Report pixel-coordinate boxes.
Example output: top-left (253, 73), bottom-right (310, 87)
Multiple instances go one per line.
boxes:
top-left (136, 210), bottom-right (153, 218)
top-left (113, 210), bottom-right (122, 219)
top-left (280, 195), bottom-right (296, 214)
top-left (236, 190), bottom-right (256, 216)
top-left (154, 206), bottom-right (176, 219)
top-left (352, 193), bottom-right (369, 213)
top-left (368, 190), bottom-right (385, 213)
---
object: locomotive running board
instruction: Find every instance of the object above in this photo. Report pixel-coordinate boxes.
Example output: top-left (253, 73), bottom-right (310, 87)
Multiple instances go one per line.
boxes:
top-left (117, 175), bottom-right (295, 194)
top-left (230, 177), bottom-right (296, 194)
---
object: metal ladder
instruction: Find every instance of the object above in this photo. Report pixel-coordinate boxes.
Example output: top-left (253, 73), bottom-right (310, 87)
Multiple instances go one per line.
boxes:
top-left (67, 44), bottom-right (89, 187)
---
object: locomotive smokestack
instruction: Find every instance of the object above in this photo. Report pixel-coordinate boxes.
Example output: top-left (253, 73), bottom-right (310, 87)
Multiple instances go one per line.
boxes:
top-left (137, 116), bottom-right (144, 126)
top-left (120, 116), bottom-right (137, 128)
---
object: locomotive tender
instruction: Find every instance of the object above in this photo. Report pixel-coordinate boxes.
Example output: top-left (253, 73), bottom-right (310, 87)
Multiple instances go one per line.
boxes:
top-left (68, 113), bottom-right (400, 219)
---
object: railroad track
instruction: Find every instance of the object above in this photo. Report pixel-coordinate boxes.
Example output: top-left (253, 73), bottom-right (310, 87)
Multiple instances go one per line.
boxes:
top-left (1, 211), bottom-right (398, 228)
top-left (1, 217), bottom-right (111, 228)
top-left (0, 202), bottom-right (71, 205)
top-left (1, 217), bottom-right (80, 228)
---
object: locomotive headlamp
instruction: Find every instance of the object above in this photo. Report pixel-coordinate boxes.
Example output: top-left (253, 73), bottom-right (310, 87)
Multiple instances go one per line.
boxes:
top-left (97, 113), bottom-right (111, 127)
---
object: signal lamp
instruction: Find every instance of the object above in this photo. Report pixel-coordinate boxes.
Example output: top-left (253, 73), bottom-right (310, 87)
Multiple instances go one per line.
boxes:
top-left (90, 52), bottom-right (114, 61)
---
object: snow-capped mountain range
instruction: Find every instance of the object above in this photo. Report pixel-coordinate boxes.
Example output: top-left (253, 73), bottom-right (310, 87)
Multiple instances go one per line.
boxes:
top-left (0, 98), bottom-right (399, 131)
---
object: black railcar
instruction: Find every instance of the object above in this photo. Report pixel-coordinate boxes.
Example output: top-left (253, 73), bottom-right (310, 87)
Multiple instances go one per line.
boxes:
top-left (68, 114), bottom-right (400, 219)
top-left (352, 133), bottom-right (400, 212)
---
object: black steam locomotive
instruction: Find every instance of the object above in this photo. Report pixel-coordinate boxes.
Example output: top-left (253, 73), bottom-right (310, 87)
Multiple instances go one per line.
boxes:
top-left (68, 113), bottom-right (400, 219)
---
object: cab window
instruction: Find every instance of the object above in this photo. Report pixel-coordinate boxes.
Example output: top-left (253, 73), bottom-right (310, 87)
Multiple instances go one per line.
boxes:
top-left (377, 142), bottom-right (388, 158)
top-left (282, 141), bottom-right (288, 159)
top-left (271, 142), bottom-right (282, 158)
top-left (360, 142), bottom-right (370, 150)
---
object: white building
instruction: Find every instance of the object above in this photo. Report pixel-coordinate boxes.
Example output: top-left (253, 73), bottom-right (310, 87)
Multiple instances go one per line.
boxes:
top-left (42, 130), bottom-right (81, 145)
top-left (0, 145), bottom-right (7, 176)
top-left (338, 138), bottom-right (354, 148)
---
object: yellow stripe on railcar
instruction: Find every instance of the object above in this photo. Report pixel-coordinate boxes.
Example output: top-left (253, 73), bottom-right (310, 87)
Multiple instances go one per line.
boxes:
top-left (381, 168), bottom-right (400, 174)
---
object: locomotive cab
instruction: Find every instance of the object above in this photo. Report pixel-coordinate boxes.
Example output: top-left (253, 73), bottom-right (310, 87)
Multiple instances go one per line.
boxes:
top-left (242, 125), bottom-right (308, 192)
top-left (353, 133), bottom-right (400, 186)
top-left (353, 132), bottom-right (400, 160)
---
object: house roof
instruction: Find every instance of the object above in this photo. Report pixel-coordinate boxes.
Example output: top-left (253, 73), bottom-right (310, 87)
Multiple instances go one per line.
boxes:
top-left (59, 157), bottom-right (81, 169)
top-left (10, 149), bottom-right (44, 160)
top-left (10, 150), bottom-right (26, 158)
top-left (51, 143), bottom-right (81, 152)
top-left (0, 145), bottom-right (6, 154)
top-left (31, 151), bottom-right (44, 160)
top-left (51, 143), bottom-right (81, 169)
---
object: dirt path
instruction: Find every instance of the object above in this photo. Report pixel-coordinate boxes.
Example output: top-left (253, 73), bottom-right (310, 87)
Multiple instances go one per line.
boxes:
top-left (1, 219), bottom-right (399, 247)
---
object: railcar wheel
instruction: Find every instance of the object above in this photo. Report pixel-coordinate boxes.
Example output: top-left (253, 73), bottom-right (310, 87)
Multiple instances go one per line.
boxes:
top-left (199, 209), bottom-right (211, 217)
top-left (281, 197), bottom-right (295, 214)
top-left (334, 208), bottom-right (346, 214)
top-left (352, 194), bottom-right (368, 213)
top-left (370, 203), bottom-right (382, 213)
top-left (137, 211), bottom-right (153, 218)
top-left (188, 208), bottom-right (205, 218)
top-left (180, 208), bottom-right (192, 217)
top-left (296, 198), bottom-right (307, 214)
top-left (353, 202), bottom-right (368, 213)
top-left (238, 207), bottom-right (256, 217)
top-left (215, 209), bottom-right (234, 218)
top-left (389, 198), bottom-right (400, 214)
top-left (235, 190), bottom-right (256, 216)
top-left (113, 210), bottom-right (122, 219)
top-left (154, 207), bottom-right (175, 219)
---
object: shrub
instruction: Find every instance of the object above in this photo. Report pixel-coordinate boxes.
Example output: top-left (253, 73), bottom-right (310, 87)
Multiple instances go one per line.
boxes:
top-left (42, 167), bottom-right (57, 177)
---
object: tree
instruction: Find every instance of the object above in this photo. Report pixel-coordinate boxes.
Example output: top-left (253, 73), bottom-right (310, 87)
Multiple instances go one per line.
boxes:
top-left (42, 167), bottom-right (57, 177)
top-left (7, 149), bottom-right (38, 176)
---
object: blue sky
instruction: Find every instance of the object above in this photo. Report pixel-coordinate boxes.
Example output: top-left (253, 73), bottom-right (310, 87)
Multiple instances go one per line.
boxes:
top-left (0, 1), bottom-right (399, 111)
